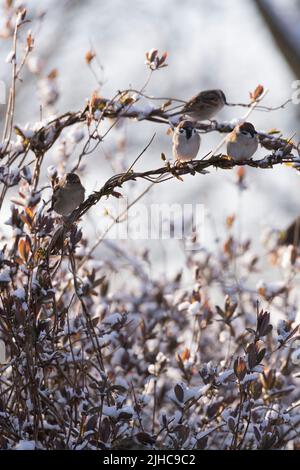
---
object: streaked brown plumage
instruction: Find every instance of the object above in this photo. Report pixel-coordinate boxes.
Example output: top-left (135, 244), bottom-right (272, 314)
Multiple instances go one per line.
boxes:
top-left (172, 89), bottom-right (227, 121)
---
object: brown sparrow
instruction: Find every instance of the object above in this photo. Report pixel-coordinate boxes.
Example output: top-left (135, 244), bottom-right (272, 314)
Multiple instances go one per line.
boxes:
top-left (51, 173), bottom-right (85, 216)
top-left (172, 120), bottom-right (201, 161)
top-left (226, 122), bottom-right (258, 161)
top-left (169, 89), bottom-right (227, 121)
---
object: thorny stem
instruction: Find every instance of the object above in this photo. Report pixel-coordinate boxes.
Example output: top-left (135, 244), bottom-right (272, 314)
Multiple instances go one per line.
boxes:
top-left (231, 381), bottom-right (244, 449)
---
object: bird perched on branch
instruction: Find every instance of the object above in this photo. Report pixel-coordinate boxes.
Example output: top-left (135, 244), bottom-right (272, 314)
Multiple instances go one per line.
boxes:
top-left (169, 89), bottom-right (227, 122)
top-left (51, 173), bottom-right (85, 216)
top-left (172, 120), bottom-right (201, 162)
top-left (226, 122), bottom-right (258, 161)
top-left (183, 89), bottom-right (227, 121)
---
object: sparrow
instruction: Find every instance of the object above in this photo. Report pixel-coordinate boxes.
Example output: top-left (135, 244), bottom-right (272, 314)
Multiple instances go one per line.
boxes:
top-left (169, 89), bottom-right (227, 122)
top-left (226, 122), bottom-right (258, 161)
top-left (172, 120), bottom-right (201, 162)
top-left (51, 173), bottom-right (85, 216)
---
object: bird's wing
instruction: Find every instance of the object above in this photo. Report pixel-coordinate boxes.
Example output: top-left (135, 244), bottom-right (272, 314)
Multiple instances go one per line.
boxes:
top-left (183, 94), bottom-right (199, 111)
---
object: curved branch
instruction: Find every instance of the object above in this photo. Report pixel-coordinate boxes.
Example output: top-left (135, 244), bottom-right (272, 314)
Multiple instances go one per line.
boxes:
top-left (64, 152), bottom-right (300, 228)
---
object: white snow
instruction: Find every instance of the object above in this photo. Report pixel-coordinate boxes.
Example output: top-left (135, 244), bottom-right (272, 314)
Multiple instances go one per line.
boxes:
top-left (68, 125), bottom-right (85, 143)
top-left (217, 369), bottom-right (234, 385)
top-left (178, 301), bottom-right (190, 311)
top-left (5, 50), bottom-right (15, 63)
top-left (15, 440), bottom-right (36, 450)
top-left (188, 301), bottom-right (201, 316)
top-left (47, 165), bottom-right (57, 178)
top-left (103, 312), bottom-right (122, 325)
top-left (102, 404), bottom-right (134, 419)
top-left (13, 287), bottom-right (26, 299)
top-left (0, 268), bottom-right (11, 283)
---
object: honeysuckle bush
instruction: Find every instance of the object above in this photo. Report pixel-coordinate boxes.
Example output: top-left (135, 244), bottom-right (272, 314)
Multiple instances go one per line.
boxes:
top-left (0, 4), bottom-right (300, 450)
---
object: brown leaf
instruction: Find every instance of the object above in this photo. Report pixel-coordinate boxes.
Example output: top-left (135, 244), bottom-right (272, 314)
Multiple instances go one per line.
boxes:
top-left (118, 411), bottom-right (132, 420)
top-left (181, 348), bottom-right (190, 361)
top-left (99, 417), bottom-right (111, 443)
top-left (196, 436), bottom-right (208, 449)
top-left (135, 432), bottom-right (156, 445)
top-left (261, 368), bottom-right (276, 390)
top-left (250, 84), bottom-right (264, 102)
top-left (250, 381), bottom-right (262, 400)
top-left (158, 51), bottom-right (168, 66)
top-left (227, 416), bottom-right (236, 433)
top-left (236, 166), bottom-right (246, 180)
top-left (247, 343), bottom-right (257, 369)
top-left (47, 69), bottom-right (58, 80)
top-left (223, 236), bottom-right (234, 255)
top-left (174, 384), bottom-right (184, 403)
top-left (257, 310), bottom-right (272, 337)
top-left (226, 214), bottom-right (235, 229)
top-left (174, 424), bottom-right (189, 443)
top-left (18, 237), bottom-right (31, 262)
top-left (247, 341), bottom-right (265, 369)
top-left (111, 190), bottom-right (122, 199)
top-left (25, 206), bottom-right (34, 220)
top-left (85, 415), bottom-right (98, 432)
top-left (146, 49), bottom-right (158, 63)
top-left (19, 213), bottom-right (32, 229)
top-left (234, 357), bottom-right (247, 381)
top-left (27, 32), bottom-right (34, 50)
top-left (85, 50), bottom-right (96, 64)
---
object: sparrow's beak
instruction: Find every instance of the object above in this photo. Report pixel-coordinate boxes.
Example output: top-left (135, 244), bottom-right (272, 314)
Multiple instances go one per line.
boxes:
top-left (185, 128), bottom-right (192, 139)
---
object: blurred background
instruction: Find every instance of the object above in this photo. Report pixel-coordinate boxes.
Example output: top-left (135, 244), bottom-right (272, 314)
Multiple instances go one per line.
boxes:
top-left (0, 0), bottom-right (299, 282)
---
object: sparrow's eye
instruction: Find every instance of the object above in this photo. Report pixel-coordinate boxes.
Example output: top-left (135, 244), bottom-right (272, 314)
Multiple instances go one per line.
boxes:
top-left (241, 131), bottom-right (249, 136)
top-left (179, 129), bottom-right (184, 133)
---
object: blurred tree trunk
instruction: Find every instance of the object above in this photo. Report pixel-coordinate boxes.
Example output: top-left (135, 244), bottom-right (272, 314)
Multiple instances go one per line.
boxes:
top-left (254, 0), bottom-right (300, 77)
